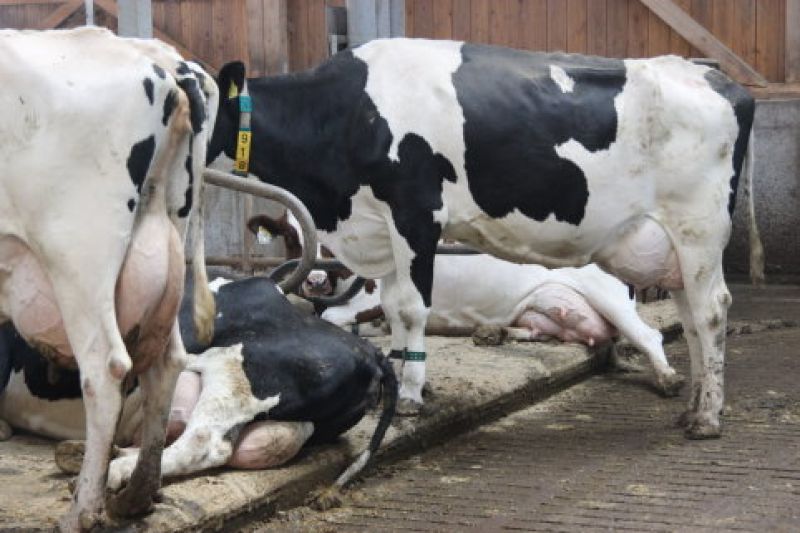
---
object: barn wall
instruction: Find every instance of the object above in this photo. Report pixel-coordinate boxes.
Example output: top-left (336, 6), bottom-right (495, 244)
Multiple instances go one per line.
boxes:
top-left (405, 0), bottom-right (788, 83)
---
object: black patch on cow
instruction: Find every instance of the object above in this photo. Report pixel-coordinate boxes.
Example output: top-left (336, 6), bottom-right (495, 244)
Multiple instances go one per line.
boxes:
top-left (142, 77), bottom-right (154, 105)
top-left (703, 69), bottom-right (755, 215)
top-left (126, 135), bottom-right (155, 194)
top-left (152, 63), bottom-right (166, 79)
top-left (162, 89), bottom-right (177, 126)
top-left (127, 198), bottom-right (136, 212)
top-left (0, 324), bottom-right (82, 401)
top-left (207, 52), bottom-right (456, 305)
top-left (177, 77), bottom-right (205, 133)
top-left (177, 149), bottom-right (193, 218)
top-left (453, 45), bottom-right (626, 225)
top-left (176, 61), bottom-right (192, 76)
top-left (179, 276), bottom-right (387, 444)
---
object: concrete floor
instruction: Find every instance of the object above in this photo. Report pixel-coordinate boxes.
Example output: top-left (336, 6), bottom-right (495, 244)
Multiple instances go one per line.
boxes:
top-left (0, 283), bottom-right (796, 531)
top-left (255, 284), bottom-right (800, 532)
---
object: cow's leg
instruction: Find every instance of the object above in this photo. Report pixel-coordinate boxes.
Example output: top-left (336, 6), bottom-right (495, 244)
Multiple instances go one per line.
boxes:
top-left (57, 310), bottom-right (129, 532)
top-left (670, 253), bottom-right (730, 439)
top-left (381, 270), bottom-right (430, 415)
top-left (106, 324), bottom-right (185, 517)
top-left (577, 282), bottom-right (683, 397)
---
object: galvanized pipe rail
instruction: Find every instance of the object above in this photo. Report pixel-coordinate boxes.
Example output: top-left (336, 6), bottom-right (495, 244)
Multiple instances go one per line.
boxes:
top-left (202, 169), bottom-right (318, 294)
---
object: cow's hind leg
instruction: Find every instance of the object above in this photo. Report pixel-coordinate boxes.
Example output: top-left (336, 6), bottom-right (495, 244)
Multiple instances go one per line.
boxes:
top-left (106, 323), bottom-right (185, 517)
top-left (57, 311), bottom-right (130, 532)
top-left (670, 253), bottom-right (730, 439)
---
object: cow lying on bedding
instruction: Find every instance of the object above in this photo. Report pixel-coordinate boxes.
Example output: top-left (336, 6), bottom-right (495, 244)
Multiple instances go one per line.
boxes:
top-left (0, 277), bottom-right (396, 490)
top-left (248, 213), bottom-right (683, 397)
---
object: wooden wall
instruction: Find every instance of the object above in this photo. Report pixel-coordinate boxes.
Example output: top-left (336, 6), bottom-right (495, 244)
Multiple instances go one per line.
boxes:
top-left (0, 1), bottom-right (793, 82)
top-left (405, 0), bottom-right (789, 82)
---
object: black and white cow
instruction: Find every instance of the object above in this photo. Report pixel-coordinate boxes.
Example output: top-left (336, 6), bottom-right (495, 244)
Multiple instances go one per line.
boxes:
top-left (0, 27), bottom-right (217, 530)
top-left (0, 276), bottom-right (396, 491)
top-left (205, 38), bottom-right (757, 439)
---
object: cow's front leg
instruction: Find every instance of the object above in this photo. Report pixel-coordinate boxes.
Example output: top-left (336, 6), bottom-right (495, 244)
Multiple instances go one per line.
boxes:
top-left (380, 270), bottom-right (432, 416)
top-left (671, 256), bottom-right (730, 439)
top-left (106, 323), bottom-right (184, 517)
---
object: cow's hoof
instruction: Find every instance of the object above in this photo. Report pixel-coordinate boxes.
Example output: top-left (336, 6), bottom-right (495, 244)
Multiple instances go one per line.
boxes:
top-left (309, 486), bottom-right (344, 511)
top-left (78, 509), bottom-right (104, 531)
top-left (675, 409), bottom-right (696, 428)
top-left (472, 325), bottom-right (506, 346)
top-left (656, 372), bottom-right (686, 398)
top-left (0, 419), bottom-right (12, 441)
top-left (106, 487), bottom-right (154, 519)
top-left (396, 398), bottom-right (422, 416)
top-left (684, 420), bottom-right (721, 440)
top-left (55, 440), bottom-right (85, 475)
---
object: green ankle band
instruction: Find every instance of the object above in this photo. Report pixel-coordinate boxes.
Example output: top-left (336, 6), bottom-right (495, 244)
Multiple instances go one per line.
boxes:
top-left (404, 351), bottom-right (426, 362)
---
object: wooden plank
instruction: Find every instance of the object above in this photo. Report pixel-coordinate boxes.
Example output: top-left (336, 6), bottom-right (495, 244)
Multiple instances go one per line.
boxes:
top-left (648, 9), bottom-right (671, 56)
top-left (488, 0), bottom-right (504, 45)
top-left (732, 0), bottom-right (756, 67)
top-left (32, 0), bottom-right (81, 29)
top-left (711, 0), bottom-right (733, 50)
top-left (503, 0), bottom-right (521, 48)
top-left (306, 0), bottom-right (328, 67)
top-left (286, 0), bottom-right (306, 70)
top-left (432, 0), bottom-right (453, 39)
top-left (628, 0), bottom-right (649, 57)
top-left (669, 0), bottom-right (692, 56)
top-left (586, 0), bottom-right (607, 55)
top-left (547, 0), bottom-right (567, 51)
top-left (606, 0), bottom-right (628, 57)
top-left (566, 0), bottom-right (587, 53)
top-left (788, 0), bottom-right (800, 82)
top-left (470, 0), bottom-right (489, 43)
top-left (452, 0), bottom-right (471, 41)
top-left (247, 0), bottom-right (266, 76)
top-left (405, 0), bottom-right (414, 36)
top-left (264, 0), bottom-right (288, 74)
top-left (414, 0), bottom-right (433, 37)
top-left (0, 0), bottom-right (65, 4)
top-left (94, 0), bottom-right (201, 66)
top-left (756, 0), bottom-right (783, 82)
top-left (520, 0), bottom-right (547, 51)
top-left (640, 0), bottom-right (768, 86)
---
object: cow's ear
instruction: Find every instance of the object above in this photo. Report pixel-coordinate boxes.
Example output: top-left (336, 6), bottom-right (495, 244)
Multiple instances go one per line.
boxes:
top-left (218, 61), bottom-right (246, 101)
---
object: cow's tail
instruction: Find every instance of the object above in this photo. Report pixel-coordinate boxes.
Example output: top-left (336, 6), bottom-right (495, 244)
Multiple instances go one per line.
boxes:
top-left (743, 132), bottom-right (765, 286)
top-left (190, 189), bottom-right (215, 346)
top-left (336, 352), bottom-right (397, 488)
top-left (312, 351), bottom-right (397, 510)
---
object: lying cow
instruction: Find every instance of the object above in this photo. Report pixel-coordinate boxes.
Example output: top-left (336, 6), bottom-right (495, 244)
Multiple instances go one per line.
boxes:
top-left (0, 276), bottom-right (396, 492)
top-left (247, 213), bottom-right (683, 396)
top-left (205, 38), bottom-right (760, 439)
top-left (0, 27), bottom-right (216, 530)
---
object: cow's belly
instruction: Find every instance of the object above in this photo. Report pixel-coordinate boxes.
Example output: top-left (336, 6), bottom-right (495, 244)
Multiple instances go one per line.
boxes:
top-left (0, 213), bottom-right (183, 369)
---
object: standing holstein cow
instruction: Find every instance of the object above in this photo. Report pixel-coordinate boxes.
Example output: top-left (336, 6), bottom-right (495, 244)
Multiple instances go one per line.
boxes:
top-left (0, 28), bottom-right (216, 531)
top-left (206, 38), bottom-right (757, 439)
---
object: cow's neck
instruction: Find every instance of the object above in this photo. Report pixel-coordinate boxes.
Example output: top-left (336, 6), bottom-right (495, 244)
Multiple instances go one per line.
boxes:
top-left (243, 62), bottom-right (366, 232)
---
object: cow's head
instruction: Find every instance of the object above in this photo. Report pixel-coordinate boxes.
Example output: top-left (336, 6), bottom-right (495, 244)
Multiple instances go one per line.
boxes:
top-left (208, 61), bottom-right (247, 165)
top-left (246, 211), bottom-right (337, 299)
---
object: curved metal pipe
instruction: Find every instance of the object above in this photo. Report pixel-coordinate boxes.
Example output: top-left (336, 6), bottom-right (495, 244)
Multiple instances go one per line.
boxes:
top-left (202, 169), bottom-right (318, 294)
top-left (267, 259), bottom-right (368, 306)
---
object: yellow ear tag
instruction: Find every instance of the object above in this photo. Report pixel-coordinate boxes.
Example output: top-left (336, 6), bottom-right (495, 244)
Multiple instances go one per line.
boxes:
top-left (257, 226), bottom-right (273, 245)
top-left (228, 82), bottom-right (239, 99)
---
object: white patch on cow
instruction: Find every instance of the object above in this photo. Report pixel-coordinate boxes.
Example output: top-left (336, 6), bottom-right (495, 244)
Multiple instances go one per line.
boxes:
top-left (354, 39), bottom-right (466, 163)
top-left (549, 65), bottom-right (575, 93)
top-left (208, 277), bottom-right (232, 293)
top-left (108, 344), bottom-right (280, 488)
